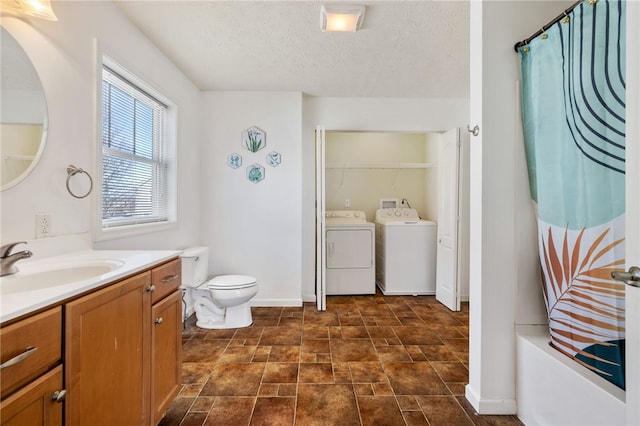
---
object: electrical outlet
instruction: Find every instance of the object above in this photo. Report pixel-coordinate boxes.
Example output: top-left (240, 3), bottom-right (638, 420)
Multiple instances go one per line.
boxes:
top-left (345, 199), bottom-right (350, 208)
top-left (36, 213), bottom-right (51, 238)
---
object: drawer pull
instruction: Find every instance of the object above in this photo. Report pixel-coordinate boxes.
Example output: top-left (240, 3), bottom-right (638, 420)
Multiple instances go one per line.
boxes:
top-left (0, 346), bottom-right (37, 369)
top-left (51, 389), bottom-right (66, 403)
top-left (154, 317), bottom-right (164, 325)
top-left (146, 285), bottom-right (156, 293)
top-left (161, 274), bottom-right (179, 283)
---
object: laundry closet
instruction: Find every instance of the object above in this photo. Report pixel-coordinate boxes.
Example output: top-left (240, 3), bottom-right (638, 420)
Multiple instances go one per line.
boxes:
top-left (317, 129), bottom-right (469, 311)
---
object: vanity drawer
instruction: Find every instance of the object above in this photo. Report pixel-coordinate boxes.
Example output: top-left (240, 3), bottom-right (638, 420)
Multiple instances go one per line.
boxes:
top-left (150, 258), bottom-right (181, 304)
top-left (1, 306), bottom-right (62, 398)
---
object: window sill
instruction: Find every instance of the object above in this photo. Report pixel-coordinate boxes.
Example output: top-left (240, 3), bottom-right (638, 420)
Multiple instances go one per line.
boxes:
top-left (93, 220), bottom-right (177, 242)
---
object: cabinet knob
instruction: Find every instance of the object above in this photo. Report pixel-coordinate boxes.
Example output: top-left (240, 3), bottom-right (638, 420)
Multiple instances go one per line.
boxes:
top-left (146, 285), bottom-right (156, 293)
top-left (51, 389), bottom-right (67, 403)
top-left (154, 317), bottom-right (164, 325)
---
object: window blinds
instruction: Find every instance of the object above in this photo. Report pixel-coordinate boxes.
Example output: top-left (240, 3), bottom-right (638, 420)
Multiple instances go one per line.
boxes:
top-left (101, 66), bottom-right (168, 228)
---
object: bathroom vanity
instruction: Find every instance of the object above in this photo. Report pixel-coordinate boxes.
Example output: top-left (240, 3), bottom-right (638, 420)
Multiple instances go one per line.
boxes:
top-left (0, 251), bottom-right (182, 426)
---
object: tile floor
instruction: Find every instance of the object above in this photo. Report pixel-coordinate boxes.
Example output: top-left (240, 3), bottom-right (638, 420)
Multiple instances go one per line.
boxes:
top-left (159, 294), bottom-right (523, 426)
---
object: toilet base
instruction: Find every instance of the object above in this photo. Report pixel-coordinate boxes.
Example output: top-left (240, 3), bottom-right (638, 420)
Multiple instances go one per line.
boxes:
top-left (195, 303), bottom-right (253, 330)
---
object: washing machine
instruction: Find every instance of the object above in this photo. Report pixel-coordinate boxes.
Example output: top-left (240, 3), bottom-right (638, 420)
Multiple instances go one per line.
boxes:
top-left (325, 210), bottom-right (375, 295)
top-left (375, 208), bottom-right (437, 295)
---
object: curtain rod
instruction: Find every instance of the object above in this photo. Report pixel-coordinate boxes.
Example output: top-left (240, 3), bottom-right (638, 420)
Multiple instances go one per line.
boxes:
top-left (513, 0), bottom-right (584, 52)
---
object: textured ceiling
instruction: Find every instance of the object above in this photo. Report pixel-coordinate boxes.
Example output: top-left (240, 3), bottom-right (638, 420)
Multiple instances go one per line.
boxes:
top-left (114, 1), bottom-right (469, 98)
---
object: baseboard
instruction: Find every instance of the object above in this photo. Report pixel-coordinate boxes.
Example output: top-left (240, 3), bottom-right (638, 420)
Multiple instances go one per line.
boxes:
top-left (465, 384), bottom-right (517, 415)
top-left (302, 293), bottom-right (316, 303)
top-left (251, 298), bottom-right (303, 307)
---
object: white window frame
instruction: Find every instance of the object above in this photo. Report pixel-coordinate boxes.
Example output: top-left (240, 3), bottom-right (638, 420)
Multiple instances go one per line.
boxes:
top-left (94, 53), bottom-right (177, 241)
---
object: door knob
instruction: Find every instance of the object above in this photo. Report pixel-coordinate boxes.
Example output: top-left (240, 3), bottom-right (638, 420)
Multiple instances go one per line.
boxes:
top-left (611, 266), bottom-right (640, 287)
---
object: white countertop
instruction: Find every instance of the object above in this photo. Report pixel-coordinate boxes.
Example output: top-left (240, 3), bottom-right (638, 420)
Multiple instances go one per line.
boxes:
top-left (0, 249), bottom-right (181, 323)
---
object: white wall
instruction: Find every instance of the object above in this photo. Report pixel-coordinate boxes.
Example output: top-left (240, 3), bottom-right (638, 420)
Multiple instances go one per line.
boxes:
top-left (200, 91), bottom-right (303, 306)
top-left (302, 97), bottom-right (469, 302)
top-left (325, 131), bottom-right (439, 222)
top-left (0, 1), bottom-right (202, 252)
top-left (466, 0), bottom-right (587, 416)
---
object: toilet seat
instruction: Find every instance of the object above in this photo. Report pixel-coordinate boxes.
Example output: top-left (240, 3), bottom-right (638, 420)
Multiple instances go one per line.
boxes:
top-left (200, 274), bottom-right (257, 290)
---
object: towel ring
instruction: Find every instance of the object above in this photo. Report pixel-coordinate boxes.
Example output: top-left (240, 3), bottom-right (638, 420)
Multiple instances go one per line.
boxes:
top-left (66, 165), bottom-right (93, 199)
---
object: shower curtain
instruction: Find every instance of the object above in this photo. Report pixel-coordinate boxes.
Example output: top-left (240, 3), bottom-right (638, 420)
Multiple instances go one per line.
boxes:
top-left (519, 0), bottom-right (626, 389)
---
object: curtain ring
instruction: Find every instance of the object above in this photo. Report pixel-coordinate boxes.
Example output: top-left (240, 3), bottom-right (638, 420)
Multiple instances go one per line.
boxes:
top-left (66, 165), bottom-right (93, 199)
top-left (467, 124), bottom-right (480, 137)
top-left (540, 28), bottom-right (548, 40)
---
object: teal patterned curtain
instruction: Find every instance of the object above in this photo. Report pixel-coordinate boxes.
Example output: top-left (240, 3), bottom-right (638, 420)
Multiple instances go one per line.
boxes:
top-left (519, 0), bottom-right (626, 389)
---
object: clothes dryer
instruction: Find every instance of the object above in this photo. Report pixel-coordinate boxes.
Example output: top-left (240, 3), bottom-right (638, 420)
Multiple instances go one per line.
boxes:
top-left (325, 210), bottom-right (376, 295)
top-left (375, 208), bottom-right (437, 295)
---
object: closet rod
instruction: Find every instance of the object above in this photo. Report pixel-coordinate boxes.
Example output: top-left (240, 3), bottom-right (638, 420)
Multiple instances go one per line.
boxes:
top-left (513, 0), bottom-right (583, 52)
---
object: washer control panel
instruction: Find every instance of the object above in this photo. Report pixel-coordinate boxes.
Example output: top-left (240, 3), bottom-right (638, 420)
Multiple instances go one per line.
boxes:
top-left (375, 208), bottom-right (421, 221)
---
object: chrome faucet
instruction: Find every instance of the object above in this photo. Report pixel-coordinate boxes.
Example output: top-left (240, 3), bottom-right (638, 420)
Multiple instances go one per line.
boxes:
top-left (1, 242), bottom-right (33, 277)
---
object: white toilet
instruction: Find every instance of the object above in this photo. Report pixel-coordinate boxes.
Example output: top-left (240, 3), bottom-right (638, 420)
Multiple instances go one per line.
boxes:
top-left (180, 246), bottom-right (258, 329)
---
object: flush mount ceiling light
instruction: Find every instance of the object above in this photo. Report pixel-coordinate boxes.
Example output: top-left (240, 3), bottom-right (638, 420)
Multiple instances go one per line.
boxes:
top-left (320, 4), bottom-right (365, 32)
top-left (0, 0), bottom-right (58, 21)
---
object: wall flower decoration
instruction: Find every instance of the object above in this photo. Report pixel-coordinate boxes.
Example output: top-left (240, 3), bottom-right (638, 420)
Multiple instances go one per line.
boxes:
top-left (246, 163), bottom-right (265, 183)
top-left (242, 126), bottom-right (266, 153)
top-left (227, 153), bottom-right (242, 169)
top-left (266, 151), bottom-right (281, 167)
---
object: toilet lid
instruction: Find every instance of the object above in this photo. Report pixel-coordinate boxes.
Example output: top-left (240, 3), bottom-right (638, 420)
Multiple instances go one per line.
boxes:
top-left (206, 274), bottom-right (257, 290)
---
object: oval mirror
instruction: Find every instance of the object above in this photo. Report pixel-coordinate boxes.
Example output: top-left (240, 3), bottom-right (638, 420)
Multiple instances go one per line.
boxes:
top-left (1, 27), bottom-right (48, 191)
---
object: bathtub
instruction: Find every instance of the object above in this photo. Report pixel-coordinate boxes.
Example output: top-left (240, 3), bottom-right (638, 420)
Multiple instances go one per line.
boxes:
top-left (516, 325), bottom-right (625, 425)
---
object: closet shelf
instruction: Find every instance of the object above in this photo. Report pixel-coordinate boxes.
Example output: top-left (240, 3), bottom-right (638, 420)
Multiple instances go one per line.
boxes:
top-left (326, 162), bottom-right (434, 169)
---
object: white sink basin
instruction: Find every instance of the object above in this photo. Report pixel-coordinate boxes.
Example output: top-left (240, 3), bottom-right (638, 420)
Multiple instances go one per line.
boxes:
top-left (0, 259), bottom-right (124, 294)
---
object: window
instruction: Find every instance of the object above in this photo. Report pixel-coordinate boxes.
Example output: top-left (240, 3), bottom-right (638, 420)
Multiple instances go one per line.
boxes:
top-left (99, 58), bottom-right (175, 234)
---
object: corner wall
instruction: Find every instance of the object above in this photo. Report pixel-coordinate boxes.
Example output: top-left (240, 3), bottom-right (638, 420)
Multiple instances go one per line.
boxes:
top-left (466, 0), bottom-right (573, 415)
top-left (0, 1), bottom-right (202, 252)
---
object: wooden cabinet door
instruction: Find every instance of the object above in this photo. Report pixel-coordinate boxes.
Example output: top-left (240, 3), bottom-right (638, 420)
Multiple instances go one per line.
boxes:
top-left (151, 290), bottom-right (182, 425)
top-left (65, 272), bottom-right (151, 425)
top-left (0, 365), bottom-right (63, 426)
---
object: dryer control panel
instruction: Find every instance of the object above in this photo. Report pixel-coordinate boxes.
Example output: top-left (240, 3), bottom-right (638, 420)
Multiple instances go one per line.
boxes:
top-left (326, 210), bottom-right (367, 221)
top-left (375, 208), bottom-right (421, 221)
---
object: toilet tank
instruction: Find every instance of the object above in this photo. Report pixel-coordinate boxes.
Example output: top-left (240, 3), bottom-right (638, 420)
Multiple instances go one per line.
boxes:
top-left (180, 246), bottom-right (209, 288)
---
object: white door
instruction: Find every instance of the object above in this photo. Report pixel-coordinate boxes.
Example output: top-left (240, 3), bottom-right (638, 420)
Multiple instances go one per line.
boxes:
top-left (315, 126), bottom-right (326, 311)
top-left (624, 121), bottom-right (640, 424)
top-left (624, 4), bottom-right (639, 424)
top-left (436, 128), bottom-right (461, 311)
